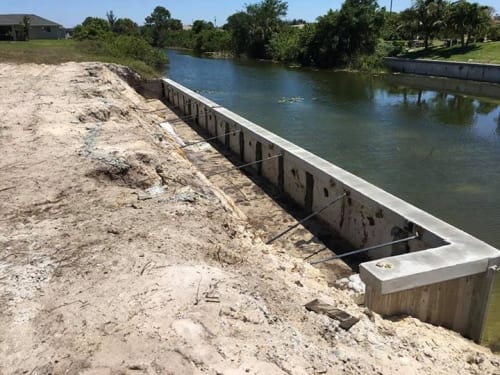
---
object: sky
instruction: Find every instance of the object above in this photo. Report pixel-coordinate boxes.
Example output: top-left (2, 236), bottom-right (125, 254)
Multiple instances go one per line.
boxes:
top-left (1, 0), bottom-right (498, 28)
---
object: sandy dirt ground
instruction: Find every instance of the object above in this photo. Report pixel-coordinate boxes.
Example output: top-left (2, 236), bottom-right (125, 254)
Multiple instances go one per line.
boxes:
top-left (0, 62), bottom-right (499, 375)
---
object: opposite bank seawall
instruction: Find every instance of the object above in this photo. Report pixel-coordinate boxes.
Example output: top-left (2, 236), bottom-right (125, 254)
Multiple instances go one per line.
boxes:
top-left (156, 78), bottom-right (500, 344)
top-left (385, 57), bottom-right (500, 85)
top-left (386, 72), bottom-right (500, 100)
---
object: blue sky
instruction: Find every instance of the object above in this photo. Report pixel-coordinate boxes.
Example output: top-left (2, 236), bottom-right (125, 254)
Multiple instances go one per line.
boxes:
top-left (2, 0), bottom-right (498, 27)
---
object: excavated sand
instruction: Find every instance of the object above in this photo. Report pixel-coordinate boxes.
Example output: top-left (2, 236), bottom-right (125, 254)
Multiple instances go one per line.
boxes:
top-left (0, 62), bottom-right (499, 375)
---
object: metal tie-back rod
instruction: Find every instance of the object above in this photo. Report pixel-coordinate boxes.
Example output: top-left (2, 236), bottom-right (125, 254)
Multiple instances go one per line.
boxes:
top-left (266, 193), bottom-right (347, 245)
top-left (132, 106), bottom-right (170, 113)
top-left (181, 130), bottom-right (241, 149)
top-left (207, 154), bottom-right (282, 178)
top-left (309, 233), bottom-right (420, 265)
top-left (167, 114), bottom-right (198, 123)
top-left (303, 246), bottom-right (329, 261)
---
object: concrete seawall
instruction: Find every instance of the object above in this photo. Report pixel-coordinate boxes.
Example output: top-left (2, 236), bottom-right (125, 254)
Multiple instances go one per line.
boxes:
top-left (386, 73), bottom-right (500, 100)
top-left (159, 78), bottom-right (500, 343)
top-left (386, 57), bottom-right (500, 85)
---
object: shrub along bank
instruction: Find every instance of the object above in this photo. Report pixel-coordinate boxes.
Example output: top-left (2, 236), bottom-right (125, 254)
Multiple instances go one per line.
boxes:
top-left (72, 16), bottom-right (168, 76)
top-left (162, 0), bottom-right (497, 71)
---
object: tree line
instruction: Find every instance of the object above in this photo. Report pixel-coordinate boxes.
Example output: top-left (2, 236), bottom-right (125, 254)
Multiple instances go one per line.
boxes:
top-left (72, 0), bottom-right (498, 71)
top-left (167, 0), bottom-right (498, 69)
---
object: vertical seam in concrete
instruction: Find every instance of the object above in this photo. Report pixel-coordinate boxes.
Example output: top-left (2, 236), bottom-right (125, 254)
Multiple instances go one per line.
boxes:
top-left (278, 154), bottom-right (284, 192)
top-left (305, 171), bottom-right (314, 214)
top-left (225, 122), bottom-right (230, 148)
top-left (239, 131), bottom-right (245, 162)
top-left (256, 141), bottom-right (263, 175)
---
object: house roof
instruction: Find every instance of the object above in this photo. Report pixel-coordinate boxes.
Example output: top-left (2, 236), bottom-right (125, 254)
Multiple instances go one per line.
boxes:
top-left (0, 14), bottom-right (61, 27)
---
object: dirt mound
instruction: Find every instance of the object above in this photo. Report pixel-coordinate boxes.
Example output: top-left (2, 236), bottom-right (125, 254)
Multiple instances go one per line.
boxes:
top-left (0, 62), bottom-right (498, 375)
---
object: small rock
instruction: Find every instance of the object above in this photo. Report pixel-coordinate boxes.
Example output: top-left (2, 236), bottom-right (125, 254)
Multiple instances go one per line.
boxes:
top-left (363, 309), bottom-right (376, 322)
top-left (423, 350), bottom-right (433, 358)
top-left (376, 261), bottom-right (393, 269)
top-left (335, 274), bottom-right (365, 294)
top-left (466, 352), bottom-right (485, 365)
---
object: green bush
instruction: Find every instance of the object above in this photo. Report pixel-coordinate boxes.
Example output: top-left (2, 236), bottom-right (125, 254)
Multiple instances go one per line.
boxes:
top-left (113, 35), bottom-right (167, 68)
top-left (83, 35), bottom-right (168, 70)
top-left (74, 17), bottom-right (168, 73)
top-left (74, 17), bottom-right (111, 40)
top-left (163, 30), bottom-right (194, 49)
top-left (350, 40), bottom-right (402, 71)
top-left (267, 27), bottom-right (301, 63)
top-left (194, 29), bottom-right (231, 54)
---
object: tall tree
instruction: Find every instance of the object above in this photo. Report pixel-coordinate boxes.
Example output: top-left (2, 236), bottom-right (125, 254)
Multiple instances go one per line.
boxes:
top-left (446, 1), bottom-right (492, 46)
top-left (246, 0), bottom-right (288, 57)
top-left (192, 20), bottom-right (215, 34)
top-left (308, 10), bottom-right (340, 67)
top-left (225, 0), bottom-right (288, 58)
top-left (381, 10), bottom-right (403, 40)
top-left (106, 10), bottom-right (117, 30)
top-left (412, 0), bottom-right (448, 49)
top-left (397, 8), bottom-right (420, 40)
top-left (225, 12), bottom-right (253, 56)
top-left (464, 2), bottom-right (493, 44)
top-left (169, 19), bottom-right (183, 31)
top-left (113, 18), bottom-right (140, 35)
top-left (144, 6), bottom-right (172, 47)
top-left (335, 0), bottom-right (384, 58)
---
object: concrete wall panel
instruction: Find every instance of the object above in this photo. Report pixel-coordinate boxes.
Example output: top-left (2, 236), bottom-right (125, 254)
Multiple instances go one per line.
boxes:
top-left (386, 57), bottom-right (500, 84)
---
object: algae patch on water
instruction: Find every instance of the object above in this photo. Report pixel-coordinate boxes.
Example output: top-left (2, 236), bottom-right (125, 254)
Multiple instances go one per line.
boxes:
top-left (278, 96), bottom-right (304, 104)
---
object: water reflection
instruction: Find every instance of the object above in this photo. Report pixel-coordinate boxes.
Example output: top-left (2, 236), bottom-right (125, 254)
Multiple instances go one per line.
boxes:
top-left (386, 88), bottom-right (499, 130)
top-left (477, 101), bottom-right (498, 115)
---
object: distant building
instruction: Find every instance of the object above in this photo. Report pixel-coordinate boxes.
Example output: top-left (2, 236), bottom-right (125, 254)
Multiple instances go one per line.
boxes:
top-left (0, 14), bottom-right (64, 41)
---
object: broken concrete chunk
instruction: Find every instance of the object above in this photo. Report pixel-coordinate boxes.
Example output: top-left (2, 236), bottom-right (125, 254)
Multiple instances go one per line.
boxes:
top-left (335, 274), bottom-right (365, 294)
top-left (137, 185), bottom-right (167, 200)
top-left (305, 299), bottom-right (360, 330)
top-left (171, 186), bottom-right (207, 203)
top-left (160, 122), bottom-right (185, 147)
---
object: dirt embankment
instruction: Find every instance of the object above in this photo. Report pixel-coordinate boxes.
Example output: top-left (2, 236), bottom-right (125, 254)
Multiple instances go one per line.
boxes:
top-left (0, 62), bottom-right (499, 375)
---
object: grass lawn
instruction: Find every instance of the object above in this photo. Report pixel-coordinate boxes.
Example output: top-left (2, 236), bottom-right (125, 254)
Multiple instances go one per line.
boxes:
top-left (0, 39), bottom-right (166, 78)
top-left (400, 41), bottom-right (500, 64)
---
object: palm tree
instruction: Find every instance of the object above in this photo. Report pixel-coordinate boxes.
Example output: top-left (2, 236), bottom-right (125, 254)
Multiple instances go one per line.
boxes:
top-left (447, 1), bottom-right (492, 46)
top-left (413, 0), bottom-right (448, 49)
top-left (465, 3), bottom-right (492, 44)
top-left (447, 0), bottom-right (470, 46)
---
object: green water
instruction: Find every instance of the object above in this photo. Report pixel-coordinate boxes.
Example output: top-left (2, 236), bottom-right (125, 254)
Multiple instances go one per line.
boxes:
top-left (165, 50), bottom-right (500, 345)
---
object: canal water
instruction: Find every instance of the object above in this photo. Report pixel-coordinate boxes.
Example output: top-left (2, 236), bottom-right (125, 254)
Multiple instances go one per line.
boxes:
top-left (165, 49), bottom-right (500, 347)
